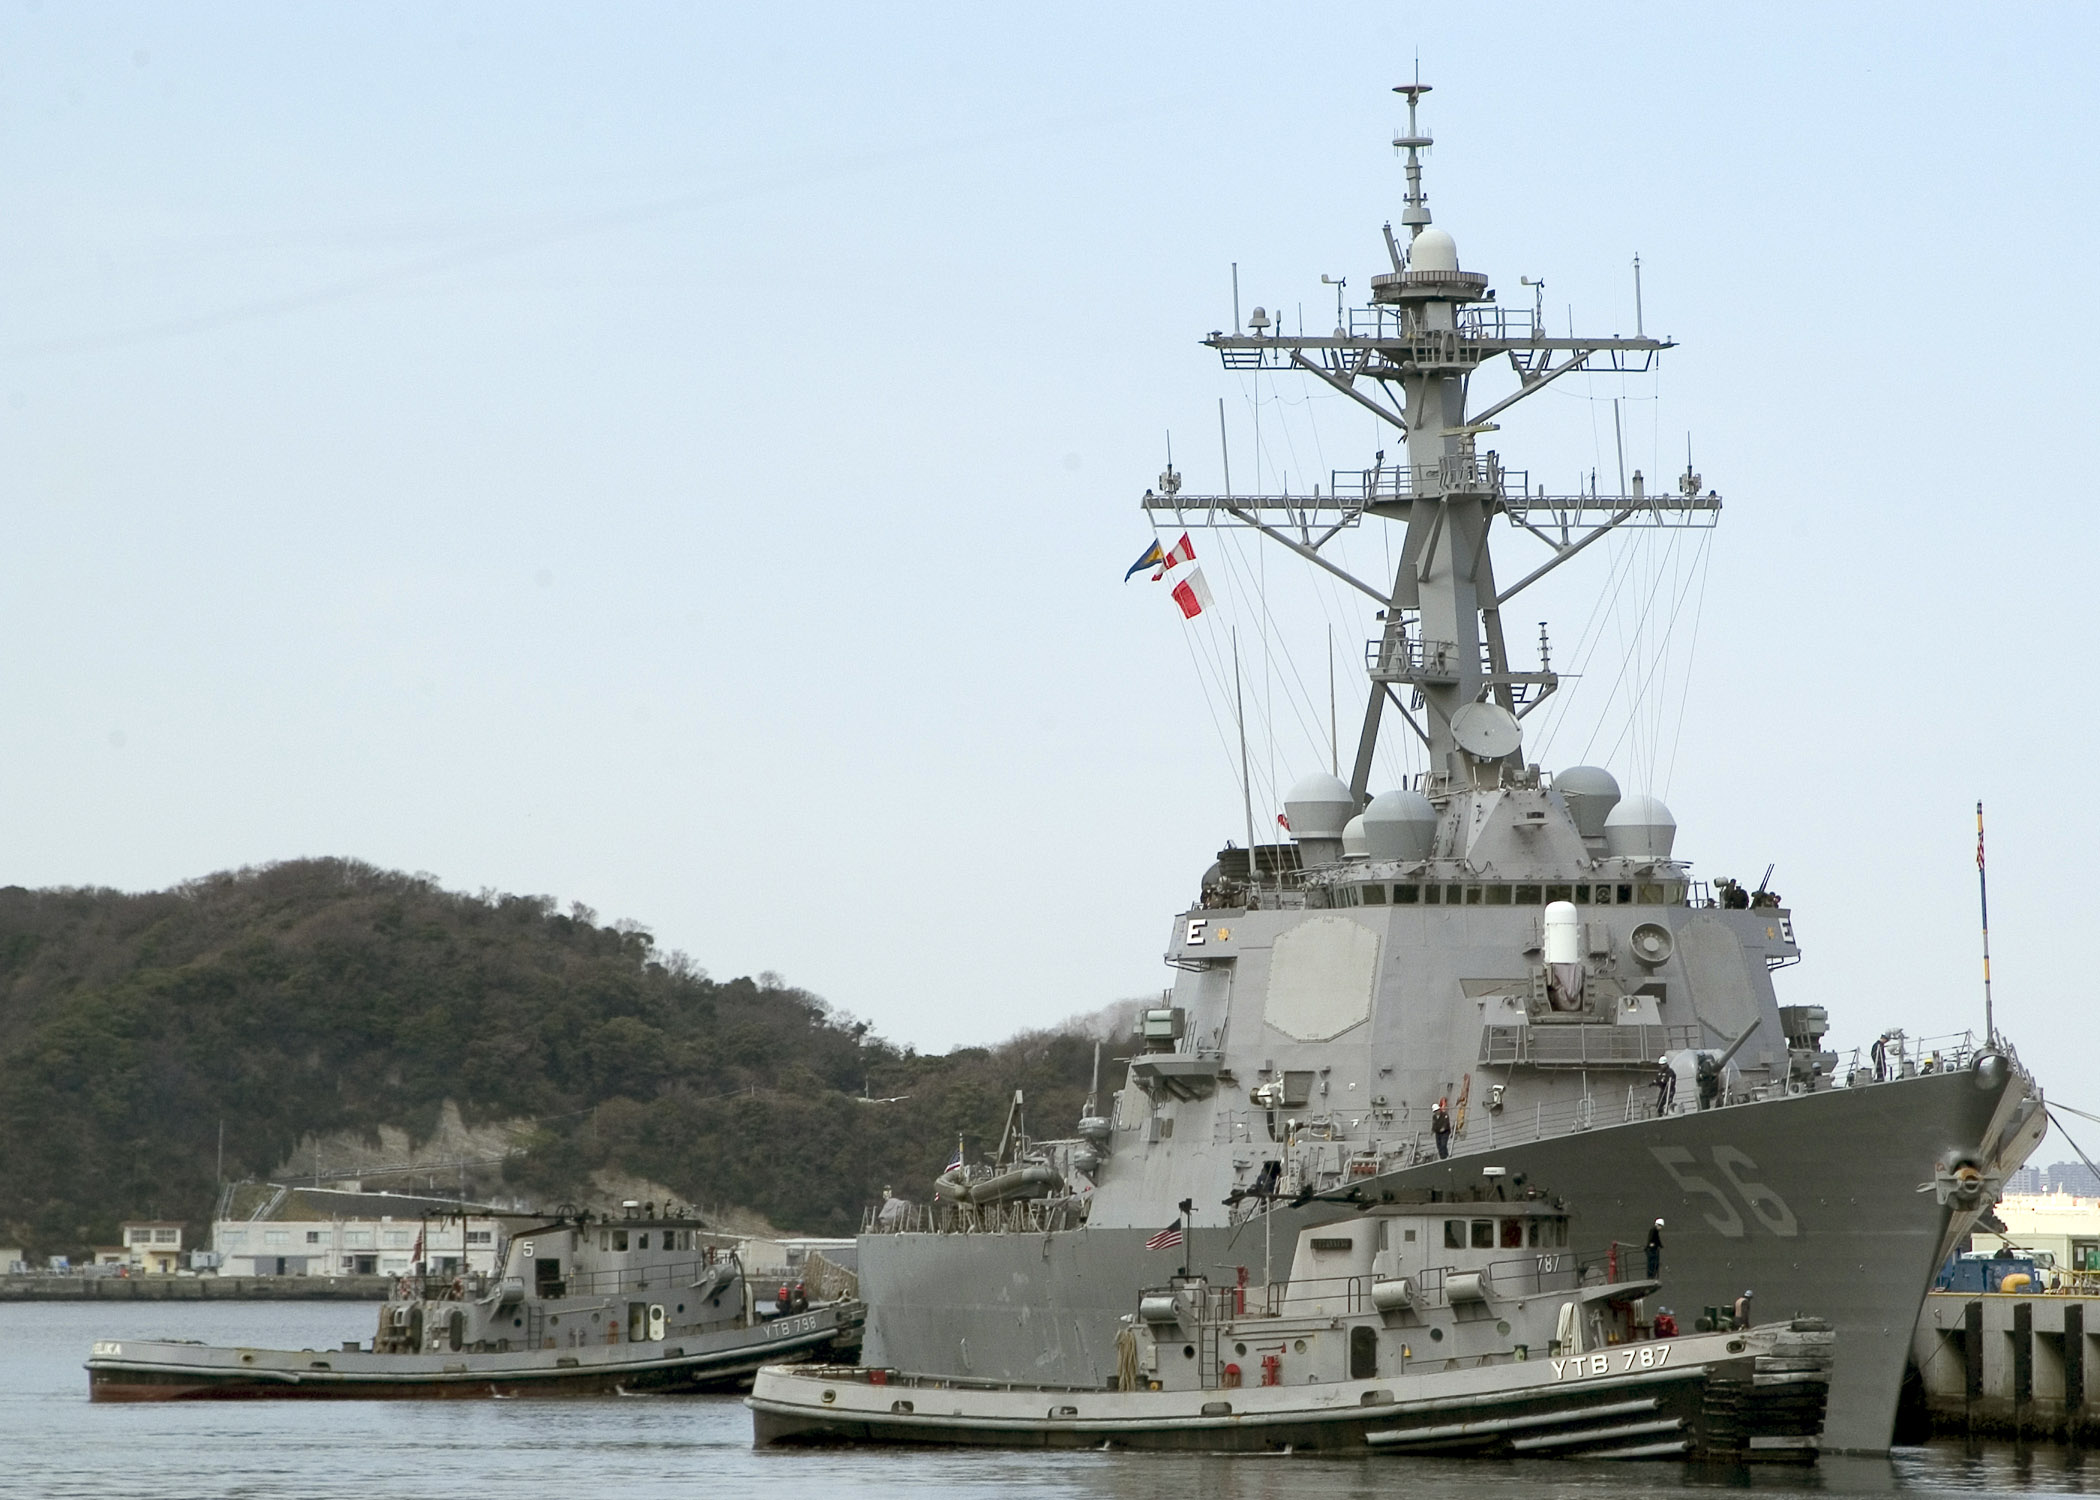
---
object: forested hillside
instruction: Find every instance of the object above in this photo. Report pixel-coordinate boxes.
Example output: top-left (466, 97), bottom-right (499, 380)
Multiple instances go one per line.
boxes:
top-left (0, 859), bottom-right (1104, 1255)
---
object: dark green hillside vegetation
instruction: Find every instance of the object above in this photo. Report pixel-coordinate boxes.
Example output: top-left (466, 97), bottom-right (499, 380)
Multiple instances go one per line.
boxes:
top-left (0, 859), bottom-right (1101, 1257)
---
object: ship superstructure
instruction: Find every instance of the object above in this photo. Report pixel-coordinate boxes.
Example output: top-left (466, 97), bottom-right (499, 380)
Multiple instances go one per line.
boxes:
top-left (859, 85), bottom-right (2046, 1454)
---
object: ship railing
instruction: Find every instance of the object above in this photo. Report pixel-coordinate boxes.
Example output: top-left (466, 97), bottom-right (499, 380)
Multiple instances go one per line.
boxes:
top-left (407, 1270), bottom-right (492, 1300)
top-left (1343, 304), bottom-right (1541, 342)
top-left (1245, 1076), bottom-right (1747, 1190)
top-left (859, 1198), bottom-right (1087, 1236)
top-left (1835, 1028), bottom-right (1989, 1085)
top-left (1328, 455), bottom-right (1516, 503)
top-left (1259, 1272), bottom-right (1377, 1316)
top-left (1252, 1255), bottom-right (1580, 1317)
top-left (543, 1254), bottom-right (737, 1298)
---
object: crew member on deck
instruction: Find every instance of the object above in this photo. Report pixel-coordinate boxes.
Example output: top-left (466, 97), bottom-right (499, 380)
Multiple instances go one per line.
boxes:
top-left (1646, 1218), bottom-right (1664, 1280)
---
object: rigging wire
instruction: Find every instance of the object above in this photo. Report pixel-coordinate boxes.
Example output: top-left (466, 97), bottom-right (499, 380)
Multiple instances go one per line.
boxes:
top-left (1660, 529), bottom-right (1716, 800)
top-left (1590, 526), bottom-right (1711, 777)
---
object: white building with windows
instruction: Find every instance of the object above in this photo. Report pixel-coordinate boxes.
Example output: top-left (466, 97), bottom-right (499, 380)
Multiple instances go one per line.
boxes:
top-left (210, 1184), bottom-right (511, 1278)
top-left (120, 1222), bottom-right (185, 1273)
top-left (1970, 1192), bottom-right (2100, 1277)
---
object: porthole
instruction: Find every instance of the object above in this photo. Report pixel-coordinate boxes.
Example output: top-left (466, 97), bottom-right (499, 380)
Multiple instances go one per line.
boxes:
top-left (1496, 1320), bottom-right (1511, 1335)
top-left (1235, 1343), bottom-right (1247, 1356)
top-left (1293, 1339), bottom-right (1307, 1353)
top-left (1183, 1345), bottom-right (1196, 1359)
top-left (1429, 1327), bottom-right (1444, 1342)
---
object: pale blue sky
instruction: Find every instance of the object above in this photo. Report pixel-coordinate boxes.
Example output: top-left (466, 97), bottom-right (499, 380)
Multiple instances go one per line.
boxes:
top-left (3, 5), bottom-right (2096, 1094)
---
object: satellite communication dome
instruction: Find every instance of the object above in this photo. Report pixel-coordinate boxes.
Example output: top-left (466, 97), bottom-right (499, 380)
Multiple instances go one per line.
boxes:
top-left (1341, 814), bottom-right (1369, 860)
top-left (1604, 794), bottom-right (1678, 859)
top-left (1409, 226), bottom-right (1459, 273)
top-left (1555, 765), bottom-right (1623, 839)
top-left (1283, 772), bottom-right (1355, 842)
top-left (1362, 789), bottom-right (1438, 861)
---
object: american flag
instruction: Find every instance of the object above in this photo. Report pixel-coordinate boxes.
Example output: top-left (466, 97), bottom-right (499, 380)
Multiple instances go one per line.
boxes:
top-left (1144, 1221), bottom-right (1185, 1252)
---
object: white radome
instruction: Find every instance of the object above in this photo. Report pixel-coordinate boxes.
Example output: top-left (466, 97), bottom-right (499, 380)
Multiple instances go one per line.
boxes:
top-left (1409, 225), bottom-right (1459, 273)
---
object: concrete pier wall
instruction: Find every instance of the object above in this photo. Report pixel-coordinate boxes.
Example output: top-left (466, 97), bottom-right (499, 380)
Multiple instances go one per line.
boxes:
top-left (1, 1274), bottom-right (390, 1302)
top-left (1913, 1291), bottom-right (2098, 1439)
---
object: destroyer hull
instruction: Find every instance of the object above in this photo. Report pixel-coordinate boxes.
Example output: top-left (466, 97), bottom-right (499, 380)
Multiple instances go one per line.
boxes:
top-left (86, 1306), bottom-right (860, 1402)
top-left (862, 1069), bottom-right (2039, 1453)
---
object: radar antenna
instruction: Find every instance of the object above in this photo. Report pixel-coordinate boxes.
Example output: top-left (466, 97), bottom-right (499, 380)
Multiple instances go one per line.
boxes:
top-left (1144, 85), bottom-right (1720, 802)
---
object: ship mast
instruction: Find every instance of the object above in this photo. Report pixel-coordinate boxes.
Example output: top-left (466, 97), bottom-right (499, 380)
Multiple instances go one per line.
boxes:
top-left (1144, 83), bottom-right (1720, 805)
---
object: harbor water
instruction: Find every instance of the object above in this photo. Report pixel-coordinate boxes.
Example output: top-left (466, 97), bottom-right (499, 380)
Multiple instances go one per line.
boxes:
top-left (4, 1303), bottom-right (2100, 1497)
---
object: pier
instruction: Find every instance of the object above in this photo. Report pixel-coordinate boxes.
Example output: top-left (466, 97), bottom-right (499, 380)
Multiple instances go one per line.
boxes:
top-left (1913, 1290), bottom-right (2100, 1439)
top-left (1, 1274), bottom-right (390, 1302)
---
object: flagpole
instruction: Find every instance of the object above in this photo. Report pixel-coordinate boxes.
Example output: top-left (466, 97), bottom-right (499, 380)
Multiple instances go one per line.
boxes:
top-left (1977, 801), bottom-right (1994, 1044)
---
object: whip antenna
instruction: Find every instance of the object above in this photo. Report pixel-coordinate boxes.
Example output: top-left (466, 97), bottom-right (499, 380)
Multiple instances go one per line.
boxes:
top-left (1977, 802), bottom-right (1995, 1044)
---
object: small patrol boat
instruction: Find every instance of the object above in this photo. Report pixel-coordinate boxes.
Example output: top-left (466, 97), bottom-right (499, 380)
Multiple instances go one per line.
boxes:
top-left (752, 1194), bottom-right (1830, 1460)
top-left (86, 1205), bottom-right (862, 1401)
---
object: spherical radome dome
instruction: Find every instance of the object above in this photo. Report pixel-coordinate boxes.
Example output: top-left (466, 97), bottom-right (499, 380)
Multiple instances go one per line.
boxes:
top-left (1284, 772), bottom-right (1355, 842)
top-left (1362, 789), bottom-right (1438, 861)
top-left (1604, 793), bottom-right (1677, 859)
top-left (1341, 814), bottom-right (1368, 860)
top-left (1556, 765), bottom-right (1623, 839)
top-left (1409, 226), bottom-right (1459, 273)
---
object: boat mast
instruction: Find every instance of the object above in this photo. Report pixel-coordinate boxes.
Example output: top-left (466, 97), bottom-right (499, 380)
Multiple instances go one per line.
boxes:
top-left (1143, 83), bottom-right (1718, 806)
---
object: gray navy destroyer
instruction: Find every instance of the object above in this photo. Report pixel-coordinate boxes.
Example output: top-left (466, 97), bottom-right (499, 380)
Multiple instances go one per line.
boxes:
top-left (858, 84), bottom-right (2047, 1454)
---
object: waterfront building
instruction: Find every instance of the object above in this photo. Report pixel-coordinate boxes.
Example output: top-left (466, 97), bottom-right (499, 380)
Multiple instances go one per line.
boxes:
top-left (1972, 1194), bottom-right (2100, 1276)
top-left (121, 1222), bottom-right (185, 1273)
top-left (210, 1183), bottom-right (509, 1278)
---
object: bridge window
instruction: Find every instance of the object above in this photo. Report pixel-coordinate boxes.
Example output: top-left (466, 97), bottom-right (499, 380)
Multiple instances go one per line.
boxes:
top-left (1484, 886), bottom-right (1512, 906)
top-left (1393, 884), bottom-right (1417, 904)
top-left (1363, 884), bottom-right (1387, 905)
top-left (1501, 1219), bottom-right (1524, 1249)
top-left (1470, 1220), bottom-right (1494, 1249)
top-left (1513, 885), bottom-right (1542, 905)
top-left (1443, 1220), bottom-right (1465, 1249)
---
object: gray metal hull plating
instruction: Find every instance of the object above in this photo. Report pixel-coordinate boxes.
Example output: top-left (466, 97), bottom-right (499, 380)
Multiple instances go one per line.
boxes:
top-left (863, 1068), bottom-right (2024, 1453)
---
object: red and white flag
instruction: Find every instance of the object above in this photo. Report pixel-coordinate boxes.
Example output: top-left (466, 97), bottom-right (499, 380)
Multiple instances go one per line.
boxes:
top-left (1170, 566), bottom-right (1213, 620)
top-left (1157, 531), bottom-right (1197, 574)
top-left (1144, 1221), bottom-right (1185, 1251)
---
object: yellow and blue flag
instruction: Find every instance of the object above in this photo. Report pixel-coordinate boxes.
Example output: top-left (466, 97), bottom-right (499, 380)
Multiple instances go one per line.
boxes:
top-left (1123, 539), bottom-right (1166, 581)
top-left (1125, 531), bottom-right (1196, 582)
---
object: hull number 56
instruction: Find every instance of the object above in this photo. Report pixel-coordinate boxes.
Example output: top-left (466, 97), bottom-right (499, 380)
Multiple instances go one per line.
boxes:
top-left (1649, 1146), bottom-right (1800, 1238)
